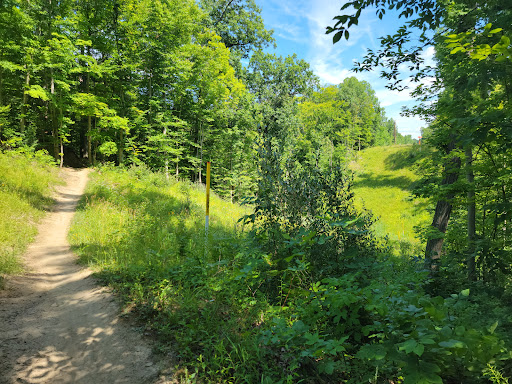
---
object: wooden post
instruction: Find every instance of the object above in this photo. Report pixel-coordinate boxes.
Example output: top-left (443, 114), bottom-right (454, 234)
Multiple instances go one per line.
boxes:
top-left (205, 161), bottom-right (211, 234)
top-left (205, 161), bottom-right (211, 258)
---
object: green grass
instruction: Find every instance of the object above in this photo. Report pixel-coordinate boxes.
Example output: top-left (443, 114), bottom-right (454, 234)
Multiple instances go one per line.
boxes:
top-left (0, 150), bottom-right (59, 274)
top-left (69, 165), bottom-right (249, 271)
top-left (350, 144), bottom-right (432, 254)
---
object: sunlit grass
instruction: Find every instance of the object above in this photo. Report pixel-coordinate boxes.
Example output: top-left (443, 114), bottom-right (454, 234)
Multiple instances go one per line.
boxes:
top-left (69, 165), bottom-right (250, 272)
top-left (350, 144), bottom-right (432, 255)
top-left (0, 150), bottom-right (59, 274)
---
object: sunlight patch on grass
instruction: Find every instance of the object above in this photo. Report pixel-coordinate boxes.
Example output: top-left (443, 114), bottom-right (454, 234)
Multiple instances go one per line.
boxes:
top-left (351, 145), bottom-right (431, 254)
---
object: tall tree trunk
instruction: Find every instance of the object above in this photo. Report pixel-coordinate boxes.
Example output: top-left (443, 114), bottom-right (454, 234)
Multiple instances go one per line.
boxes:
top-left (466, 146), bottom-right (477, 281)
top-left (59, 90), bottom-right (64, 168)
top-left (51, 76), bottom-right (59, 161)
top-left (86, 71), bottom-right (92, 166)
top-left (117, 91), bottom-right (125, 165)
top-left (0, 69), bottom-right (3, 106)
top-left (198, 121), bottom-right (203, 183)
top-left (118, 129), bottom-right (124, 165)
top-left (20, 67), bottom-right (30, 134)
top-left (87, 115), bottom-right (92, 166)
top-left (92, 117), bottom-right (97, 165)
top-left (424, 139), bottom-right (462, 272)
top-left (163, 125), bottom-right (169, 180)
top-left (148, 72), bottom-right (152, 126)
top-left (60, 136), bottom-right (64, 168)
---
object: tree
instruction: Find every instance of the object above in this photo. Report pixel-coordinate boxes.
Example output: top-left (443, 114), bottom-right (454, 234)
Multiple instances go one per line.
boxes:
top-left (198, 0), bottom-right (275, 59)
top-left (327, 0), bottom-right (512, 282)
top-left (337, 77), bottom-right (384, 150)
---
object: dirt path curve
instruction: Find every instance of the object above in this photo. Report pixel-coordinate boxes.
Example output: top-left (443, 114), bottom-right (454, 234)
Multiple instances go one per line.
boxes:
top-left (0, 168), bottom-right (169, 384)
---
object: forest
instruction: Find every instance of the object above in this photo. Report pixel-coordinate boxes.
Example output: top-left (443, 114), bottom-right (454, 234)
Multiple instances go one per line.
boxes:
top-left (1, 0), bottom-right (512, 383)
top-left (0, 0), bottom-right (413, 197)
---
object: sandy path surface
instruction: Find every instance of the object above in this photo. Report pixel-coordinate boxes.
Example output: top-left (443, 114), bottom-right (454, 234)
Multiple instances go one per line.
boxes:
top-left (0, 168), bottom-right (169, 384)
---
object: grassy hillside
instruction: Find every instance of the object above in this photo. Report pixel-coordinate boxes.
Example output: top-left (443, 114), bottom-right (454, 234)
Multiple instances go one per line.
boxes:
top-left (0, 150), bottom-right (59, 275)
top-left (350, 144), bottom-right (431, 254)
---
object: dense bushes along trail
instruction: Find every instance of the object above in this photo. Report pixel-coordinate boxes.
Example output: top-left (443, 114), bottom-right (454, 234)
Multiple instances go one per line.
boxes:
top-left (0, 168), bottom-right (169, 384)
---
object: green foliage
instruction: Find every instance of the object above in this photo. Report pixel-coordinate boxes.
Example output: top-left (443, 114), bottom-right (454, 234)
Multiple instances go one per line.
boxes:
top-left (484, 364), bottom-right (510, 384)
top-left (198, 0), bottom-right (275, 59)
top-left (0, 0), bottom-right (262, 196)
top-left (0, 149), bottom-right (59, 274)
top-left (445, 22), bottom-right (512, 62)
top-left (257, 278), bottom-right (508, 383)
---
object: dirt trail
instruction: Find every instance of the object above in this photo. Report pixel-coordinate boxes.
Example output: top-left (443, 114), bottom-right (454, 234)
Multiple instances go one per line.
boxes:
top-left (0, 168), bottom-right (169, 384)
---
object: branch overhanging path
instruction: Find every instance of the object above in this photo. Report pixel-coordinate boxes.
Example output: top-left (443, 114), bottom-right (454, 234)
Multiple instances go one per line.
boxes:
top-left (0, 168), bottom-right (168, 384)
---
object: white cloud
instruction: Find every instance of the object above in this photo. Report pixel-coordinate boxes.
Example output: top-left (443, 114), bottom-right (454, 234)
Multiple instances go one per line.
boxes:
top-left (376, 88), bottom-right (415, 107)
top-left (273, 23), bottom-right (308, 44)
top-left (394, 114), bottom-right (426, 137)
top-left (313, 61), bottom-right (352, 85)
top-left (258, 0), bottom-right (430, 137)
top-left (422, 46), bottom-right (436, 67)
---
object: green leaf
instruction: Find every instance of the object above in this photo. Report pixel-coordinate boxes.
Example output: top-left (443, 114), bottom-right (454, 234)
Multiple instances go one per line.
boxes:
top-left (0, 60), bottom-right (23, 72)
top-left (438, 339), bottom-right (465, 349)
top-left (419, 337), bottom-right (436, 345)
top-left (356, 344), bottom-right (387, 360)
top-left (450, 46), bottom-right (464, 54)
top-left (460, 289), bottom-right (470, 297)
top-left (398, 339), bottom-right (418, 354)
top-left (413, 343), bottom-right (425, 356)
top-left (318, 360), bottom-right (335, 375)
top-left (488, 321), bottom-right (498, 334)
top-left (333, 31), bottom-right (343, 44)
top-left (25, 85), bottom-right (49, 101)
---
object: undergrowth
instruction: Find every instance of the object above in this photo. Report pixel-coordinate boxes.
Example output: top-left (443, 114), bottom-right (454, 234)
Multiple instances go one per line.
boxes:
top-left (0, 148), bottom-right (59, 274)
top-left (69, 163), bottom-right (511, 383)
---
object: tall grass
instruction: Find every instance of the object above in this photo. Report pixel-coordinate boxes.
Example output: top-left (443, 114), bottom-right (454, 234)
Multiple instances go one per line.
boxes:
top-left (0, 150), bottom-right (59, 274)
top-left (350, 144), bottom-right (431, 255)
top-left (69, 165), bottom-right (248, 271)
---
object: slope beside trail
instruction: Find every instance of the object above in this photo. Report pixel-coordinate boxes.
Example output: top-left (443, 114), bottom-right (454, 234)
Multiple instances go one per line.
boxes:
top-left (0, 168), bottom-right (171, 384)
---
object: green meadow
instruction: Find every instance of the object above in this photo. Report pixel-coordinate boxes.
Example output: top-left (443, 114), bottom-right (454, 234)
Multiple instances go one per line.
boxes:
top-left (2, 149), bottom-right (508, 383)
top-left (350, 145), bottom-right (431, 254)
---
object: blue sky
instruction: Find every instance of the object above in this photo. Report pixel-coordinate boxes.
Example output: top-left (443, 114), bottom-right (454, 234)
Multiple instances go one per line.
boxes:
top-left (256, 0), bottom-right (435, 138)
